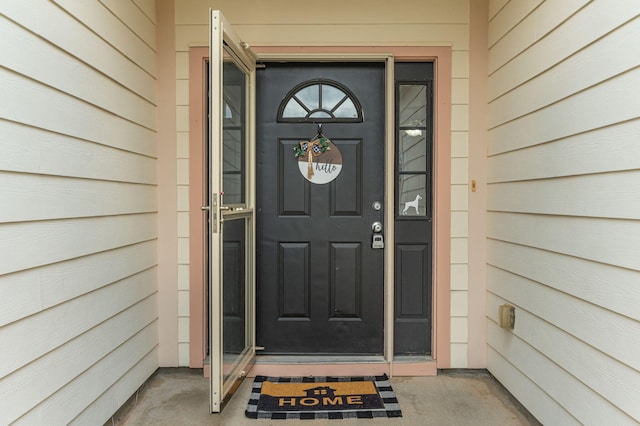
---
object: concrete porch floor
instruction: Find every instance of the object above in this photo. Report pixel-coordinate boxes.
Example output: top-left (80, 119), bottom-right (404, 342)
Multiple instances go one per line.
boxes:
top-left (110, 368), bottom-right (541, 426)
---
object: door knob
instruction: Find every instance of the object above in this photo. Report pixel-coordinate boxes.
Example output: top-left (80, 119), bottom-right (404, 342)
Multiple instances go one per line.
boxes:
top-left (371, 221), bottom-right (383, 233)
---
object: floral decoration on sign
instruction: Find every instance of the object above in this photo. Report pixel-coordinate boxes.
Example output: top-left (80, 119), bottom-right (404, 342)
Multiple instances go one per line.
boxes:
top-left (293, 137), bottom-right (331, 179)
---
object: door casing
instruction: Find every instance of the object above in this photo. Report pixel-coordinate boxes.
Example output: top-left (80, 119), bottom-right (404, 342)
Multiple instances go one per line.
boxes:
top-left (190, 46), bottom-right (452, 376)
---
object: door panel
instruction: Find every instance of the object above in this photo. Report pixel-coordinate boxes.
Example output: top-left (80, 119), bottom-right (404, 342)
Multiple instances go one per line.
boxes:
top-left (222, 217), bottom-right (246, 355)
top-left (256, 63), bottom-right (385, 354)
top-left (330, 140), bottom-right (362, 215)
top-left (278, 242), bottom-right (310, 318)
top-left (278, 140), bottom-right (310, 215)
top-left (330, 242), bottom-right (362, 317)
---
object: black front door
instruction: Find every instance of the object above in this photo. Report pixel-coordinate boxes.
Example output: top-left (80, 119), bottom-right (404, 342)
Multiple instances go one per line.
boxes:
top-left (256, 63), bottom-right (385, 354)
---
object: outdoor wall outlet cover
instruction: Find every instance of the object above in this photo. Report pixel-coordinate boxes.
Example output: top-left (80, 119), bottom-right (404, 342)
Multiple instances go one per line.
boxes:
top-left (499, 304), bottom-right (516, 330)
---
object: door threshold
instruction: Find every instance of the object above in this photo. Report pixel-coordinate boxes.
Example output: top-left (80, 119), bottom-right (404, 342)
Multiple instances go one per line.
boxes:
top-left (249, 354), bottom-right (390, 377)
top-left (255, 354), bottom-right (387, 364)
top-left (248, 354), bottom-right (437, 377)
top-left (393, 355), bottom-right (434, 362)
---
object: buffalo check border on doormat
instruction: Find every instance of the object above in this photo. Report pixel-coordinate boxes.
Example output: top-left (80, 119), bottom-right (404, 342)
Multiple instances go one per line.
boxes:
top-left (245, 374), bottom-right (402, 420)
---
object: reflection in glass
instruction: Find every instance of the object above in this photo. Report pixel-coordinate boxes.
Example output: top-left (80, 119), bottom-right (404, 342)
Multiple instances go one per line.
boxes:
top-left (224, 104), bottom-right (233, 120)
top-left (222, 217), bottom-right (248, 381)
top-left (222, 59), bottom-right (246, 205)
top-left (398, 131), bottom-right (427, 172)
top-left (322, 85), bottom-right (345, 110)
top-left (222, 175), bottom-right (242, 205)
top-left (399, 132), bottom-right (427, 172)
top-left (282, 99), bottom-right (307, 118)
top-left (223, 130), bottom-right (242, 172)
top-left (223, 85), bottom-right (242, 125)
top-left (333, 98), bottom-right (358, 118)
top-left (296, 85), bottom-right (320, 110)
top-left (399, 85), bottom-right (427, 128)
top-left (309, 111), bottom-right (332, 118)
top-left (398, 174), bottom-right (427, 217)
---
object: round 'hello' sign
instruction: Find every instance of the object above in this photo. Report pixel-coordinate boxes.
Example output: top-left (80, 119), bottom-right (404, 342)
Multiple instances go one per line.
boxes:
top-left (294, 138), bottom-right (342, 184)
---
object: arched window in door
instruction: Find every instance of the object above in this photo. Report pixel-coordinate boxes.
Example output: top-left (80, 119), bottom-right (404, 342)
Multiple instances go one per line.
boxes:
top-left (277, 79), bottom-right (364, 123)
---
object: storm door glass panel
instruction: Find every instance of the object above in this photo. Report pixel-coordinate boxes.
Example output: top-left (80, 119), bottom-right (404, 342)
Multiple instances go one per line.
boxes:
top-left (222, 60), bottom-right (246, 206)
top-left (222, 215), bottom-right (251, 382)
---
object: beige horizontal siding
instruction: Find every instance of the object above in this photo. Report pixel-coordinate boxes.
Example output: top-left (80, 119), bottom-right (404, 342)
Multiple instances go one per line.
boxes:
top-left (0, 15), bottom-right (156, 129)
top-left (488, 0), bottom-right (543, 47)
top-left (133, 0), bottom-right (156, 25)
top-left (489, 0), bottom-right (640, 100)
top-left (0, 241), bottom-right (156, 326)
top-left (487, 0), bottom-right (640, 423)
top-left (0, 173), bottom-right (156, 222)
top-left (488, 0), bottom-right (588, 71)
top-left (488, 0), bottom-right (509, 21)
top-left (487, 119), bottom-right (640, 181)
top-left (0, 121), bottom-right (157, 184)
top-left (488, 171), bottom-right (640, 218)
top-left (0, 214), bottom-right (157, 276)
top-left (487, 309), bottom-right (636, 424)
top-left (176, 0), bottom-right (470, 25)
top-left (1, 296), bottom-right (157, 423)
top-left (487, 345), bottom-right (579, 425)
top-left (1, 0), bottom-right (156, 103)
top-left (100, 0), bottom-right (157, 50)
top-left (52, 0), bottom-right (157, 76)
top-left (489, 16), bottom-right (640, 129)
top-left (489, 67), bottom-right (640, 155)
top-left (0, 68), bottom-right (156, 157)
top-left (488, 212), bottom-right (640, 271)
top-left (0, 0), bottom-right (158, 424)
top-left (174, 23), bottom-right (470, 51)
top-left (488, 240), bottom-right (640, 321)
top-left (69, 347), bottom-right (158, 425)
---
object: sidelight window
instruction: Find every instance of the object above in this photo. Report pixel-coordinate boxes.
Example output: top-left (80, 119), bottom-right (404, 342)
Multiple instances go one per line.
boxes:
top-left (396, 83), bottom-right (432, 218)
top-left (393, 62), bottom-right (434, 356)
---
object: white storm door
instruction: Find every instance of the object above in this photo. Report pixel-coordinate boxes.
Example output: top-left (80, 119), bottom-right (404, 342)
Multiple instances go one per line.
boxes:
top-left (209, 9), bottom-right (256, 413)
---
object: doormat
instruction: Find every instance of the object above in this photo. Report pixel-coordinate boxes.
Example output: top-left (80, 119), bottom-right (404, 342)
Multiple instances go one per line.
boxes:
top-left (245, 375), bottom-right (402, 420)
